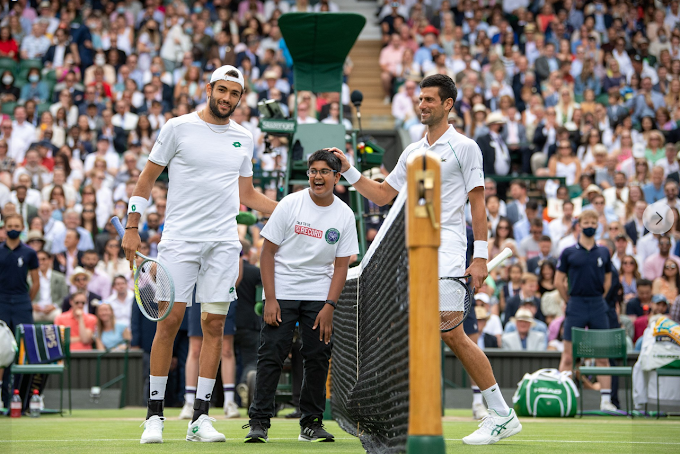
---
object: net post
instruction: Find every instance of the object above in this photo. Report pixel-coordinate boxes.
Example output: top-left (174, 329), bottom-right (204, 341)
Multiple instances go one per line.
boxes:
top-left (406, 151), bottom-right (445, 454)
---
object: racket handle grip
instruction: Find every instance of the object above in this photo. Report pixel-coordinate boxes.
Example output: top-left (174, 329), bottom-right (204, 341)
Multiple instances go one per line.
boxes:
top-left (111, 216), bottom-right (125, 237)
top-left (487, 247), bottom-right (513, 272)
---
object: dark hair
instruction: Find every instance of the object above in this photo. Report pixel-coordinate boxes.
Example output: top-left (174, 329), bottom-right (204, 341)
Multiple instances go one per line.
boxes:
top-left (530, 217), bottom-right (543, 228)
top-left (420, 74), bottom-right (457, 111)
top-left (83, 249), bottom-right (98, 257)
top-left (307, 149), bottom-right (341, 173)
top-left (526, 199), bottom-right (539, 211)
top-left (38, 249), bottom-right (52, 259)
top-left (539, 235), bottom-right (552, 243)
top-left (510, 179), bottom-right (527, 190)
top-left (67, 228), bottom-right (81, 240)
top-left (637, 279), bottom-right (652, 288)
top-left (112, 275), bottom-right (127, 285)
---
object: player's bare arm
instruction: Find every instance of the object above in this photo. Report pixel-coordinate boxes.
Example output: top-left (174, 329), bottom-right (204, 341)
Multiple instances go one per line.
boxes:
top-left (239, 176), bottom-right (278, 214)
top-left (465, 186), bottom-right (488, 289)
top-left (122, 161), bottom-right (165, 269)
top-left (327, 147), bottom-right (398, 206)
top-left (603, 272), bottom-right (611, 297)
top-left (314, 255), bottom-right (351, 344)
top-left (554, 270), bottom-right (569, 302)
top-left (260, 238), bottom-right (281, 327)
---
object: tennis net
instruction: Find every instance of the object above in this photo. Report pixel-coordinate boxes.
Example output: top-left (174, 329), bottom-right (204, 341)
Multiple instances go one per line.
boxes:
top-left (332, 191), bottom-right (409, 454)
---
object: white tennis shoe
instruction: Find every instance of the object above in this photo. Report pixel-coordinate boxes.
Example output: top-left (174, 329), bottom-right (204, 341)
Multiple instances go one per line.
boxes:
top-left (472, 402), bottom-right (489, 420)
top-left (224, 401), bottom-right (240, 418)
top-left (178, 401), bottom-right (193, 420)
top-left (462, 409), bottom-right (522, 445)
top-left (140, 415), bottom-right (164, 444)
top-left (186, 414), bottom-right (226, 442)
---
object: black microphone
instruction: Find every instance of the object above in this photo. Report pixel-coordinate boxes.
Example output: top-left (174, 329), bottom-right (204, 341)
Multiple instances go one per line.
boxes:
top-left (350, 90), bottom-right (363, 108)
top-left (350, 90), bottom-right (364, 137)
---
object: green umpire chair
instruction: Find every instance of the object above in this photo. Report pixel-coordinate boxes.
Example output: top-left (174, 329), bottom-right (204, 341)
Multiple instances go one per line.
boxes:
top-left (11, 325), bottom-right (72, 415)
top-left (571, 328), bottom-right (633, 416)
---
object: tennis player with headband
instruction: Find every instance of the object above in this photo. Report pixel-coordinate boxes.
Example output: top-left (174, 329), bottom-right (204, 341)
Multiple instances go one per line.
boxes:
top-left (330, 74), bottom-right (522, 445)
top-left (122, 65), bottom-right (277, 444)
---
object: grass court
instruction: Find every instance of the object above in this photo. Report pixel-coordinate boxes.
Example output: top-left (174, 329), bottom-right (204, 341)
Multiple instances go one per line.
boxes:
top-left (3, 408), bottom-right (680, 453)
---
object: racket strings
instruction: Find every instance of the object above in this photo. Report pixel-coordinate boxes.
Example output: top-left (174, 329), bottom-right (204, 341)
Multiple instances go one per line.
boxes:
top-left (439, 278), bottom-right (471, 331)
top-left (136, 260), bottom-right (173, 319)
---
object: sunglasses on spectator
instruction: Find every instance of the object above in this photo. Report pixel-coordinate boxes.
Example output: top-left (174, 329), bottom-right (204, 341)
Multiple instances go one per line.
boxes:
top-left (666, 264), bottom-right (678, 269)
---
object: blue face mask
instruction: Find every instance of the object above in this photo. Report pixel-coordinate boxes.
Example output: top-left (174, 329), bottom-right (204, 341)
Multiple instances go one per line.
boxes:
top-left (7, 230), bottom-right (21, 240)
top-left (29, 74), bottom-right (39, 83)
top-left (582, 227), bottom-right (597, 238)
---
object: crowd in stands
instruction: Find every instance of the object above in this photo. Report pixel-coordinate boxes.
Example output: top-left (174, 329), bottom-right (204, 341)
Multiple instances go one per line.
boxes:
top-left (378, 0), bottom-right (680, 352)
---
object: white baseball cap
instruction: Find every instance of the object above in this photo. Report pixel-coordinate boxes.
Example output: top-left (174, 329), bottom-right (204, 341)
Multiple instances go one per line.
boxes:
top-left (209, 65), bottom-right (245, 91)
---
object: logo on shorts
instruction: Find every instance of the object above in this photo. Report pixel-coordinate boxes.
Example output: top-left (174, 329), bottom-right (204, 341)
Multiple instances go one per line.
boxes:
top-left (325, 228), bottom-right (340, 245)
top-left (151, 390), bottom-right (158, 396)
top-left (229, 287), bottom-right (235, 293)
top-left (233, 142), bottom-right (242, 148)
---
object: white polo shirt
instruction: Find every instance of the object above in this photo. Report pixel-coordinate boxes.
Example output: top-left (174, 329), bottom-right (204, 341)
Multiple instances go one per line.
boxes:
top-left (149, 112), bottom-right (254, 242)
top-left (261, 189), bottom-right (359, 301)
top-left (385, 125), bottom-right (485, 255)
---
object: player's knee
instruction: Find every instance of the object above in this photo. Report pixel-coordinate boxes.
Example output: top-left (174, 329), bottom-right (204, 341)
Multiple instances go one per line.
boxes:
top-left (202, 317), bottom-right (225, 338)
top-left (189, 338), bottom-right (202, 357)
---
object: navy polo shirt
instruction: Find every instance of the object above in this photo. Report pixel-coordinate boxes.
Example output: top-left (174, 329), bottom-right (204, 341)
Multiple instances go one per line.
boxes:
top-left (0, 242), bottom-right (39, 297)
top-left (557, 242), bottom-right (612, 297)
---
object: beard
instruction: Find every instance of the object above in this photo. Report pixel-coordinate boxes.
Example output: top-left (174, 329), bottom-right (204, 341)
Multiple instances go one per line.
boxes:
top-left (421, 107), bottom-right (446, 126)
top-left (208, 96), bottom-right (237, 120)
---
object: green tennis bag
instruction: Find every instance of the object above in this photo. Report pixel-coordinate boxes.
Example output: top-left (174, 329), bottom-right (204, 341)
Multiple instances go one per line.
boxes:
top-left (513, 368), bottom-right (579, 417)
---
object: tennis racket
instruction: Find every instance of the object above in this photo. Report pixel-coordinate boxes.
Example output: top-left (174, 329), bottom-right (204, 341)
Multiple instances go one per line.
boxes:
top-left (111, 217), bottom-right (175, 322)
top-left (440, 247), bottom-right (513, 332)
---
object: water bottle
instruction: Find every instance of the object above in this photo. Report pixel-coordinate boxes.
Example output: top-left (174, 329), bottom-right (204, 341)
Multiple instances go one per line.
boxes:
top-left (29, 390), bottom-right (41, 418)
top-left (10, 389), bottom-right (22, 418)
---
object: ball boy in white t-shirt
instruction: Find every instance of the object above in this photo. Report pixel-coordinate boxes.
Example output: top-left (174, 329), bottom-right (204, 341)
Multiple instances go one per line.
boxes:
top-left (244, 149), bottom-right (359, 443)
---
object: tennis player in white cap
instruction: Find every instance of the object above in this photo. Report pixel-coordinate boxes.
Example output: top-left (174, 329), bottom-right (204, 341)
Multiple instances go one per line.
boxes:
top-left (122, 65), bottom-right (277, 444)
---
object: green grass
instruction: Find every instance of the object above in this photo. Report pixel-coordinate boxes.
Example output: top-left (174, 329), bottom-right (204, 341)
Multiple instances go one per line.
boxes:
top-left (2, 408), bottom-right (680, 453)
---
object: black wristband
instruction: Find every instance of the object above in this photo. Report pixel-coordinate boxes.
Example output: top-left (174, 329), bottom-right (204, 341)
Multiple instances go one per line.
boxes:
top-left (125, 226), bottom-right (138, 230)
top-left (325, 299), bottom-right (336, 309)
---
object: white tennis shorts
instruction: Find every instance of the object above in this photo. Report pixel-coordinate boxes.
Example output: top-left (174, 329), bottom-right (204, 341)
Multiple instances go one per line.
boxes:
top-left (438, 251), bottom-right (466, 312)
top-left (157, 239), bottom-right (241, 306)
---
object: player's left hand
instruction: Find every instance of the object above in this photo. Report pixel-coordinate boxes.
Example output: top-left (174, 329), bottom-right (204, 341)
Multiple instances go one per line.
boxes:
top-left (313, 305), bottom-right (334, 344)
top-left (465, 258), bottom-right (488, 290)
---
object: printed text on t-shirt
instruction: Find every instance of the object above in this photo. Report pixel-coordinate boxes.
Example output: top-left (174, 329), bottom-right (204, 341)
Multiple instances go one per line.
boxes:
top-left (295, 223), bottom-right (323, 239)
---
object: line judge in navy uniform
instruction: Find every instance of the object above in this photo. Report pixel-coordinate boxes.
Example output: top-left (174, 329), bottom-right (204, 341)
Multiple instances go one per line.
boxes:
top-left (554, 209), bottom-right (617, 412)
top-left (0, 213), bottom-right (40, 408)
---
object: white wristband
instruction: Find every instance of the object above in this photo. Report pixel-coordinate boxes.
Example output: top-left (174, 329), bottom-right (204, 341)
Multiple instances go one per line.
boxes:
top-left (473, 241), bottom-right (489, 260)
top-left (342, 166), bottom-right (362, 185)
top-left (127, 196), bottom-right (149, 216)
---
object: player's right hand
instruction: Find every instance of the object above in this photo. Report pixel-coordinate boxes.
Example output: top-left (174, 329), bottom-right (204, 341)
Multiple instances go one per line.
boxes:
top-left (264, 299), bottom-right (282, 327)
top-left (121, 229), bottom-right (141, 270)
top-left (326, 147), bottom-right (350, 172)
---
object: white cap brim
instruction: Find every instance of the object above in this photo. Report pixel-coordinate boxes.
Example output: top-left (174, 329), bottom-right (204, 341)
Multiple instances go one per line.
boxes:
top-left (210, 65), bottom-right (245, 91)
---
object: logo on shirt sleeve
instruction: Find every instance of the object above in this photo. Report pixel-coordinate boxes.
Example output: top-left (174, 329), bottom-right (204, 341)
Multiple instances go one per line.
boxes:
top-left (325, 228), bottom-right (340, 245)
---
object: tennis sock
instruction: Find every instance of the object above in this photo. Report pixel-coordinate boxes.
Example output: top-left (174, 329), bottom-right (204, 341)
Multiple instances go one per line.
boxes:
top-left (149, 375), bottom-right (168, 401)
top-left (223, 384), bottom-right (235, 405)
top-left (472, 386), bottom-right (483, 405)
top-left (481, 383), bottom-right (510, 416)
top-left (196, 377), bottom-right (216, 403)
top-left (185, 386), bottom-right (196, 405)
top-left (600, 389), bottom-right (612, 404)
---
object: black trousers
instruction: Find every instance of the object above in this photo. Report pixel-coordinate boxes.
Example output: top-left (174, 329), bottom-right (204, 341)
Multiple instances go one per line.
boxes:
top-left (248, 299), bottom-right (332, 424)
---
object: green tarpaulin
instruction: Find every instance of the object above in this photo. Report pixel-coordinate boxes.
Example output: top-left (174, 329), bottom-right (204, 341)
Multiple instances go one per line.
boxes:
top-left (279, 12), bottom-right (365, 93)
